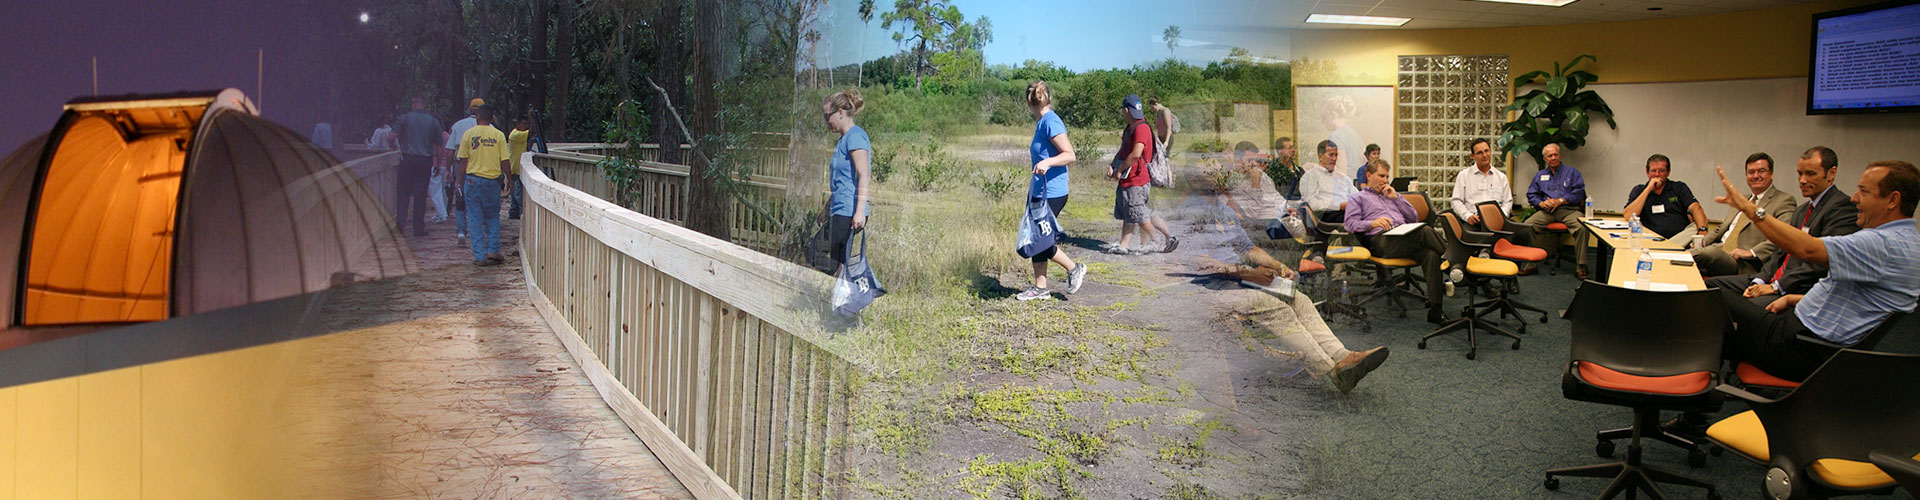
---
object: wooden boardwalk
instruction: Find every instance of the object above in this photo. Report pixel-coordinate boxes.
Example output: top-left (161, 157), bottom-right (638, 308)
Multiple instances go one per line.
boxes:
top-left (276, 210), bottom-right (693, 499)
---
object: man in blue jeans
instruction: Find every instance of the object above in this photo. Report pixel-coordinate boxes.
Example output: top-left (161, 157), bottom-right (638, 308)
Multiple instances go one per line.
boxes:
top-left (455, 106), bottom-right (510, 266)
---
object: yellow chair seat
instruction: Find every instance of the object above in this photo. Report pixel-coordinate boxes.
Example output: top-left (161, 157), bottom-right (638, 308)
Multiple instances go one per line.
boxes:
top-left (1327, 246), bottom-right (1371, 261)
top-left (1464, 256), bottom-right (1517, 276)
top-left (1708, 410), bottom-right (1915, 489)
top-left (1369, 256), bottom-right (1419, 267)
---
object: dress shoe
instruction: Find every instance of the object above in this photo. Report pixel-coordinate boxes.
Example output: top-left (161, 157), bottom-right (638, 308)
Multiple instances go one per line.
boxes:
top-left (1426, 306), bottom-right (1451, 324)
top-left (1328, 347), bottom-right (1390, 394)
top-left (1575, 268), bottom-right (1589, 281)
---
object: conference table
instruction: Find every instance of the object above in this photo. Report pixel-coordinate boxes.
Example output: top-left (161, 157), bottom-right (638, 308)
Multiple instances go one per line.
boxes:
top-left (1578, 216), bottom-right (1708, 291)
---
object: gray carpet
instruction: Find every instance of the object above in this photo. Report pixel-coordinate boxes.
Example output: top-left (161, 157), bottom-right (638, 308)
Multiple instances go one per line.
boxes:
top-left (1272, 257), bottom-right (1920, 500)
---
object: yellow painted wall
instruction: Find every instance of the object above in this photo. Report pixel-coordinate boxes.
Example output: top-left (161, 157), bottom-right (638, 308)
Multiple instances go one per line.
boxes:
top-left (1290, 0), bottom-right (1878, 85)
top-left (0, 335), bottom-right (373, 499)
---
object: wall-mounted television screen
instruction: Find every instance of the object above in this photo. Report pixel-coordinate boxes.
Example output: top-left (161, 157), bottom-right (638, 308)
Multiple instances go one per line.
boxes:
top-left (1808, 0), bottom-right (1920, 115)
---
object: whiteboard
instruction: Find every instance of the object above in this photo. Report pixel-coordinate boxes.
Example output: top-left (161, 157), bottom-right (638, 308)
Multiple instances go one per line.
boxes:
top-left (1518, 77), bottom-right (1920, 221)
top-left (1296, 86), bottom-right (1394, 178)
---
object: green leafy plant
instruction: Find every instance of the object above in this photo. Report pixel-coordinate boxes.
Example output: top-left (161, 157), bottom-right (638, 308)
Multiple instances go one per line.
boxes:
top-left (909, 139), bottom-right (951, 192)
top-left (1261, 156), bottom-right (1300, 193)
top-left (1186, 136), bottom-right (1228, 154)
top-left (1498, 55), bottom-right (1617, 167)
top-left (872, 148), bottom-right (900, 183)
top-left (972, 168), bottom-right (1019, 200)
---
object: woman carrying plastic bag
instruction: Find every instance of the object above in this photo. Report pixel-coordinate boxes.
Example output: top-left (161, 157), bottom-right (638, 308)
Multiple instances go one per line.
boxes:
top-left (1015, 81), bottom-right (1090, 301)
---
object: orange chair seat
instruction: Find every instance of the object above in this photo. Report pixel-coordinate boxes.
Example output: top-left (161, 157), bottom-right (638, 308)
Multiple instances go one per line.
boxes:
top-left (1575, 361), bottom-right (1712, 395)
top-left (1493, 239), bottom-right (1548, 261)
top-left (1298, 259), bottom-right (1327, 274)
top-left (1546, 222), bottom-right (1570, 231)
top-left (1707, 410), bottom-right (1917, 489)
top-left (1736, 362), bottom-right (1801, 389)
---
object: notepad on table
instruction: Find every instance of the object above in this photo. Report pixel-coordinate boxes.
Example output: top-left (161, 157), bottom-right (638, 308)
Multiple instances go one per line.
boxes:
top-left (1649, 251), bottom-right (1694, 262)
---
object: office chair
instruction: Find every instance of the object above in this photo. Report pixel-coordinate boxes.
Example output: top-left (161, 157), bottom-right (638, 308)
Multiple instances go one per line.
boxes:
top-left (1869, 451), bottom-right (1920, 497)
top-left (1358, 191), bottom-right (1435, 317)
top-left (1540, 220), bottom-right (1573, 275)
top-left (1729, 310), bottom-right (1912, 392)
top-left (1301, 205), bottom-right (1371, 331)
top-left (1420, 212), bottom-right (1523, 359)
top-left (1474, 202), bottom-right (1551, 324)
top-left (1543, 280), bottom-right (1727, 500)
top-left (1705, 349), bottom-right (1920, 500)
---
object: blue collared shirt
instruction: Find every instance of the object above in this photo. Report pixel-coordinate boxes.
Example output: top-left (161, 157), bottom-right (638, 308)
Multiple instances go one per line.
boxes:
top-left (1796, 218), bottom-right (1920, 344)
top-left (1526, 163), bottom-right (1587, 209)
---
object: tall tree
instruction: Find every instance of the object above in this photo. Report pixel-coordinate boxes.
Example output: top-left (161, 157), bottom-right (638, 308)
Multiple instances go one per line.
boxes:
top-left (880, 0), bottom-right (961, 92)
top-left (530, 0), bottom-right (549, 134)
top-left (1164, 25), bottom-right (1180, 57)
top-left (858, 0), bottom-right (875, 87)
top-left (650, 0), bottom-right (687, 165)
top-left (804, 29), bottom-right (822, 88)
top-left (685, 0), bottom-right (729, 239)
top-left (549, 0), bottom-right (575, 140)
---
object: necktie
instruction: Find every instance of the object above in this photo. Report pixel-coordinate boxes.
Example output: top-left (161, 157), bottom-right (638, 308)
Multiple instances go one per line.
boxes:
top-left (1770, 202), bottom-right (1814, 283)
top-left (1720, 195), bottom-right (1755, 252)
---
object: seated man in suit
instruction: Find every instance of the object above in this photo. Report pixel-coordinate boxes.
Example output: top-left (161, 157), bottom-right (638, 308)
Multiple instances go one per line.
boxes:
top-left (1624, 153), bottom-right (1710, 239)
top-left (1301, 140), bottom-right (1357, 223)
top-left (1690, 153), bottom-right (1797, 276)
top-left (1346, 159), bottom-right (1454, 324)
top-left (1703, 146), bottom-right (1861, 308)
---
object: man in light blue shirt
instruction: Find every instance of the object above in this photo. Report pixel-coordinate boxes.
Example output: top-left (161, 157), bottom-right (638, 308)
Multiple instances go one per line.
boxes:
top-left (1711, 159), bottom-right (1920, 381)
top-left (1300, 140), bottom-right (1357, 221)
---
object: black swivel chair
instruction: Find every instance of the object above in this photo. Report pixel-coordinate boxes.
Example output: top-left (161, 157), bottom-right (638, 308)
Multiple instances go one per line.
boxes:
top-left (1420, 212), bottom-right (1523, 359)
top-left (1705, 349), bottom-right (1920, 500)
top-left (1300, 205), bottom-right (1371, 330)
top-left (1357, 191), bottom-right (1435, 317)
top-left (1869, 451), bottom-right (1920, 498)
top-left (1728, 310), bottom-right (1912, 393)
top-left (1543, 280), bottom-right (1727, 500)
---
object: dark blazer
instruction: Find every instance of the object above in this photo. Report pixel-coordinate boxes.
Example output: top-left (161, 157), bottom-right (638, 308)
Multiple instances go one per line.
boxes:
top-left (1755, 184), bottom-right (1860, 294)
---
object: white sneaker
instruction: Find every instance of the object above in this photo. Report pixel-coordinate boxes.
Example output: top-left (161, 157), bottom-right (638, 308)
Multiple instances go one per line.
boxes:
top-left (1067, 264), bottom-right (1089, 294)
top-left (1015, 287), bottom-right (1052, 301)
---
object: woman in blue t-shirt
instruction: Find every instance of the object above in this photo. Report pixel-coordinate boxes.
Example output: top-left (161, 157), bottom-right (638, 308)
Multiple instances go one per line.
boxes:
top-left (821, 89), bottom-right (872, 272)
top-left (1017, 81), bottom-right (1089, 301)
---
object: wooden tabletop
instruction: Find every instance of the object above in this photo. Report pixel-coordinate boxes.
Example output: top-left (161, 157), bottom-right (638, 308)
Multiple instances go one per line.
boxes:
top-left (1580, 216), bottom-right (1691, 251)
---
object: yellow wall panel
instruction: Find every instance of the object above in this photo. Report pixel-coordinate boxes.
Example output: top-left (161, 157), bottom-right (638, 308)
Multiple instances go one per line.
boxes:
top-left (15, 378), bottom-right (79, 500)
top-left (0, 388), bottom-right (17, 497)
top-left (141, 342), bottom-right (300, 499)
top-left (76, 368), bottom-right (141, 500)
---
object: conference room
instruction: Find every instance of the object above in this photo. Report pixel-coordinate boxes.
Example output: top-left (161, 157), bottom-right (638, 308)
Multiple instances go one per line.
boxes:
top-left (1257, 0), bottom-right (1920, 498)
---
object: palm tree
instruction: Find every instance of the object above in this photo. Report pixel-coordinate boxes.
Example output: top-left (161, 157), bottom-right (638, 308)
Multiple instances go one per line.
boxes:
top-left (858, 0), bottom-right (874, 87)
top-left (804, 29), bottom-right (823, 88)
top-left (1163, 25), bottom-right (1181, 58)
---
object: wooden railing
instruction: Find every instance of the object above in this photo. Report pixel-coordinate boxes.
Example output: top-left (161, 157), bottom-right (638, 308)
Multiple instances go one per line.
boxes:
top-left (529, 149), bottom-right (789, 254)
top-left (519, 150), bottom-right (865, 500)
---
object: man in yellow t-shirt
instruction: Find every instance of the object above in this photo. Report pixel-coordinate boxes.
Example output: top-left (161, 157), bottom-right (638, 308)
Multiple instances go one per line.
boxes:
top-left (507, 116), bottom-right (531, 220)
top-left (456, 105), bottom-right (509, 266)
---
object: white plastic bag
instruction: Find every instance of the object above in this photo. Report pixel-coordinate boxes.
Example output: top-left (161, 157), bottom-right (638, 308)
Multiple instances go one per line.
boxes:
top-left (428, 166), bottom-right (448, 220)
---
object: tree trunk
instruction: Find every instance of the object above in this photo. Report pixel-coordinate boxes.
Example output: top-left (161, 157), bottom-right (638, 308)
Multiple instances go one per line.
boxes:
top-left (550, 0), bottom-right (575, 141)
top-left (444, 0), bottom-right (467, 118)
top-left (684, 0), bottom-right (729, 240)
top-left (650, 0), bottom-right (686, 166)
top-left (530, 0), bottom-right (549, 134)
top-left (914, 37), bottom-right (926, 92)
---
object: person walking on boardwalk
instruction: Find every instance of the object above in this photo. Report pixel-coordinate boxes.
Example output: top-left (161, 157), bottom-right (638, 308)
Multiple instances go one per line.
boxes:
top-left (394, 98), bottom-right (442, 236)
top-left (456, 105), bottom-right (509, 266)
top-left (821, 89), bottom-right (873, 274)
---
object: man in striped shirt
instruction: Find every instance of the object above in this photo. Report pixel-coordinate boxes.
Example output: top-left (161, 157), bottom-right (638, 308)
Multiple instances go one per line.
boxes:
top-left (1710, 159), bottom-right (1920, 381)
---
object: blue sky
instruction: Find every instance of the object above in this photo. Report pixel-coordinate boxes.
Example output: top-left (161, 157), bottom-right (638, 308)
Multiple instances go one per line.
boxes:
top-left (818, 0), bottom-right (1293, 71)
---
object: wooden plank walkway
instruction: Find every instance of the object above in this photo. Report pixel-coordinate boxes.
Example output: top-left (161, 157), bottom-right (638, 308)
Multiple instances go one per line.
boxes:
top-left (275, 209), bottom-right (693, 499)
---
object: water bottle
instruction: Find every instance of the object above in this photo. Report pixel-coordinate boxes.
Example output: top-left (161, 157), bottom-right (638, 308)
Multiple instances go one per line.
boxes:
top-left (1338, 279), bottom-right (1351, 303)
top-left (1635, 248), bottom-right (1655, 289)
top-left (1628, 216), bottom-right (1643, 251)
top-left (1585, 199), bottom-right (1594, 219)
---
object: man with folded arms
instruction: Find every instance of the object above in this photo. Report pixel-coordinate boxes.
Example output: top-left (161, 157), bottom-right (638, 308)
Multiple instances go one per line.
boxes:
top-left (1347, 159), bottom-right (1453, 323)
top-left (1702, 146), bottom-right (1859, 308)
top-left (1451, 138), bottom-right (1539, 272)
top-left (1691, 153), bottom-right (1797, 277)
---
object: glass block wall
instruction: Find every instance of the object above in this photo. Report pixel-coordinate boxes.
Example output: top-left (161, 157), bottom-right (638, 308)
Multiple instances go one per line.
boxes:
top-left (1395, 55), bottom-right (1511, 206)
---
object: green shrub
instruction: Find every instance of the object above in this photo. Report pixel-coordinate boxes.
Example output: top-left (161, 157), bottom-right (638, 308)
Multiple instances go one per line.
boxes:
top-left (909, 140), bottom-right (952, 192)
top-left (1186, 137), bottom-right (1229, 154)
top-left (973, 168), bottom-right (1020, 200)
top-left (872, 149), bottom-right (899, 183)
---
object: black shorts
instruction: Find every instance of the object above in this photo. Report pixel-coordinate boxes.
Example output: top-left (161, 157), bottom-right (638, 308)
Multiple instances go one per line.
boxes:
top-left (1031, 195), bottom-right (1069, 262)
top-left (828, 215), bottom-right (858, 268)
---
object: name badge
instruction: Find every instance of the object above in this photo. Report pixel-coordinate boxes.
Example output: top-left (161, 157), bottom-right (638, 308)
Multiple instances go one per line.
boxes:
top-left (1651, 204), bottom-right (1667, 214)
top-left (1540, 174), bottom-right (1551, 181)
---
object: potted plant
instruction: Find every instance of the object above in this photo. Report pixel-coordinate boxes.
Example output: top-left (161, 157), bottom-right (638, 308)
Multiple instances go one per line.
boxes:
top-left (1497, 55), bottom-right (1616, 168)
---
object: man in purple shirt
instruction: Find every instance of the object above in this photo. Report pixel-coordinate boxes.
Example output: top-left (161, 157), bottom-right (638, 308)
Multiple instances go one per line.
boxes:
top-left (1347, 160), bottom-right (1454, 323)
top-left (1522, 143), bottom-right (1590, 278)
